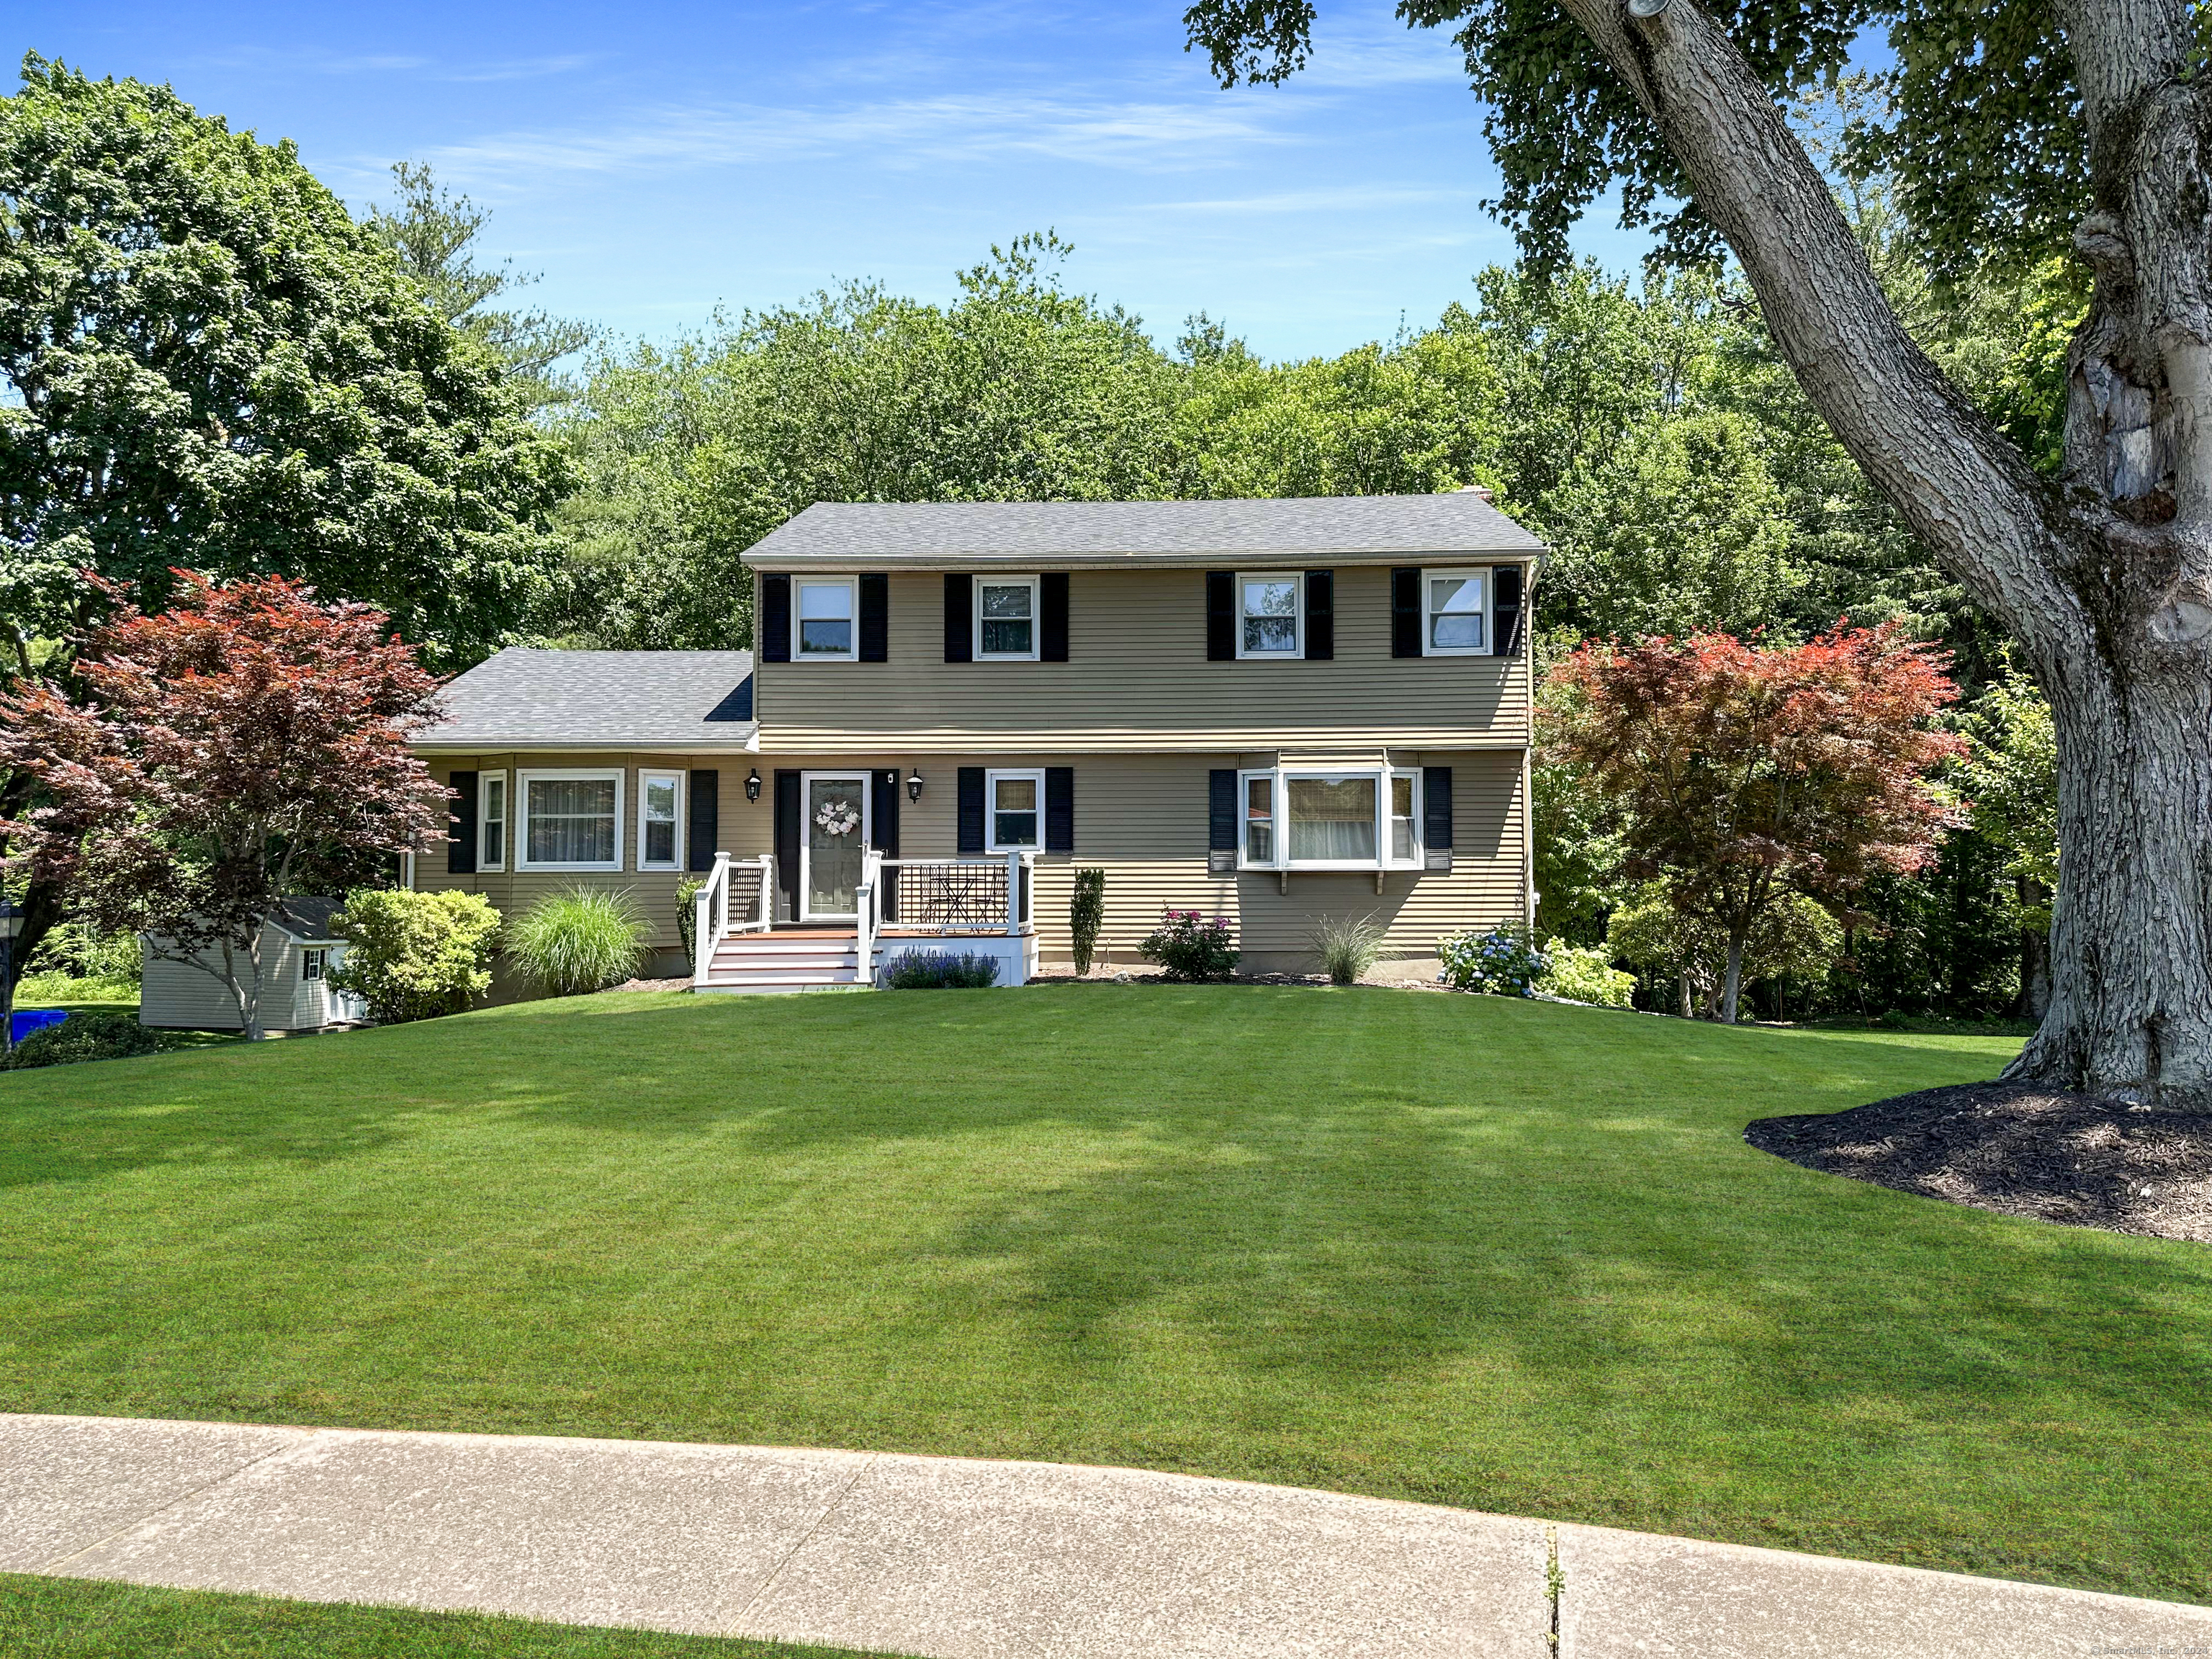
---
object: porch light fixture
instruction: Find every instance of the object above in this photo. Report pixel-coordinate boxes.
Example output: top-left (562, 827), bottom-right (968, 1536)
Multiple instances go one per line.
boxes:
top-left (745, 768), bottom-right (763, 804)
top-left (0, 898), bottom-right (21, 1056)
top-left (906, 769), bottom-right (925, 804)
top-left (1627, 0), bottom-right (1672, 14)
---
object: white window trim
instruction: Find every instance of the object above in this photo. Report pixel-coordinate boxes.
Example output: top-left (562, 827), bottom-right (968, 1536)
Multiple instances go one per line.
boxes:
top-left (1234, 570), bottom-right (1305, 660)
top-left (985, 767), bottom-right (1048, 853)
top-left (302, 948), bottom-right (328, 983)
top-left (1236, 766), bottom-right (1423, 871)
top-left (637, 768), bottom-right (685, 871)
top-left (974, 573), bottom-right (1042, 662)
top-left (517, 768), bottom-right (626, 872)
top-left (1421, 566), bottom-right (1492, 657)
top-left (793, 575), bottom-right (859, 662)
top-left (478, 770), bottom-right (508, 873)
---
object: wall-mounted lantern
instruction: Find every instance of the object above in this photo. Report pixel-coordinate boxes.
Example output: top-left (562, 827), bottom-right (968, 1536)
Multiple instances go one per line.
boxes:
top-left (906, 769), bottom-right (925, 804)
top-left (745, 768), bottom-right (763, 803)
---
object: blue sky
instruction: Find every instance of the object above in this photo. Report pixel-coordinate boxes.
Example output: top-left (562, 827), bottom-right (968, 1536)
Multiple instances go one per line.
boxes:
top-left (19, 2), bottom-right (1658, 361)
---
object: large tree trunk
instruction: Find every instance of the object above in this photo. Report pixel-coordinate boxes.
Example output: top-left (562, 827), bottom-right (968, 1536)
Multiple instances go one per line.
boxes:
top-left (2008, 657), bottom-right (2212, 1096)
top-left (1550, 0), bottom-right (2212, 1105)
top-left (1720, 926), bottom-right (1747, 1025)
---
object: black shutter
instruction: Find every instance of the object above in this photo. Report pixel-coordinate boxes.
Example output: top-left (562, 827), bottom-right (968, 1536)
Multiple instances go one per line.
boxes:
top-left (1206, 571), bottom-right (1235, 660)
top-left (773, 770), bottom-right (801, 920)
top-left (944, 574), bottom-right (973, 662)
top-left (1305, 570), bottom-right (1334, 660)
top-left (1040, 572), bottom-right (1070, 662)
top-left (957, 768), bottom-right (986, 855)
top-left (1392, 568), bottom-right (1421, 658)
top-left (858, 572), bottom-right (889, 662)
top-left (1493, 563), bottom-right (1524, 657)
top-left (870, 769), bottom-right (901, 858)
top-left (1208, 768), bottom-right (1236, 875)
top-left (1045, 767), bottom-right (1074, 853)
top-left (1424, 766), bottom-right (1453, 871)
top-left (687, 769), bottom-right (719, 872)
top-left (446, 770), bottom-right (478, 875)
top-left (760, 574), bottom-right (791, 663)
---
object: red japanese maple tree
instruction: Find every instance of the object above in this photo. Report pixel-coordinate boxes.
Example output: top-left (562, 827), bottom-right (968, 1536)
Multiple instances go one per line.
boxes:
top-left (1545, 624), bottom-right (1966, 1023)
top-left (0, 573), bottom-right (450, 1038)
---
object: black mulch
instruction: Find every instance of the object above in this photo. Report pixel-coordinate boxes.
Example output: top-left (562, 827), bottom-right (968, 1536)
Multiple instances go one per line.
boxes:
top-left (1746, 1081), bottom-right (2212, 1244)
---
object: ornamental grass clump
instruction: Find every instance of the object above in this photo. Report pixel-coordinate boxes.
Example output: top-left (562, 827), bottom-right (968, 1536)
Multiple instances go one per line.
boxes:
top-left (1139, 909), bottom-right (1239, 981)
top-left (1310, 913), bottom-right (1387, 986)
top-left (506, 889), bottom-right (653, 998)
top-left (1437, 925), bottom-right (1547, 996)
top-left (881, 950), bottom-right (1002, 989)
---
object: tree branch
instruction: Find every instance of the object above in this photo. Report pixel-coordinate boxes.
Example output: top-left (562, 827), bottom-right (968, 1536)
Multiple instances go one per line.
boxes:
top-left (1552, 0), bottom-right (2082, 652)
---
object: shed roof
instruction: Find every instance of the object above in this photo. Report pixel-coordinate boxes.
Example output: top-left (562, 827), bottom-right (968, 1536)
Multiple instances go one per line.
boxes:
top-left (270, 898), bottom-right (345, 942)
top-left (413, 649), bottom-right (756, 752)
top-left (743, 493), bottom-right (1544, 569)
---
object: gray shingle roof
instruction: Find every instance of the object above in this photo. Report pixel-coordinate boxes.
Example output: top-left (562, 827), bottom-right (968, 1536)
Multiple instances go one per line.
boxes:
top-left (415, 649), bottom-right (756, 750)
top-left (744, 493), bottom-right (1544, 567)
top-left (271, 897), bottom-right (345, 942)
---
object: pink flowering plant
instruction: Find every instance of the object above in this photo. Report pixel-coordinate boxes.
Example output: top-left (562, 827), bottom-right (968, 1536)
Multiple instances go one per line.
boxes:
top-left (1138, 908), bottom-right (1240, 981)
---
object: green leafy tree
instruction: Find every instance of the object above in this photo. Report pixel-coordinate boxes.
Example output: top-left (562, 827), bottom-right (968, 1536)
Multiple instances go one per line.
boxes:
top-left (1956, 665), bottom-right (2059, 1017)
top-left (0, 57), bottom-right (570, 976)
top-left (362, 160), bottom-right (598, 405)
top-left (1609, 885), bottom-right (1840, 1020)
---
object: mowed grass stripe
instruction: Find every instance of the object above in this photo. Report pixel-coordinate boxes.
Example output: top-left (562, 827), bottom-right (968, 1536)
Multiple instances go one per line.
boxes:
top-left (1, 987), bottom-right (2203, 1604)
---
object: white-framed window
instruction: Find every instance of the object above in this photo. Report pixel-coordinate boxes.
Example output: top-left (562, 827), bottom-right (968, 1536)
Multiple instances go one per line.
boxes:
top-left (302, 948), bottom-right (328, 982)
top-left (795, 576), bottom-right (858, 660)
top-left (1424, 568), bottom-right (1488, 655)
top-left (479, 770), bottom-right (507, 872)
top-left (1237, 768), bottom-right (1422, 871)
top-left (986, 768), bottom-right (1046, 852)
top-left (976, 575), bottom-right (1040, 660)
top-left (638, 769), bottom-right (683, 871)
top-left (518, 769), bottom-right (625, 871)
top-left (1236, 571), bottom-right (1303, 658)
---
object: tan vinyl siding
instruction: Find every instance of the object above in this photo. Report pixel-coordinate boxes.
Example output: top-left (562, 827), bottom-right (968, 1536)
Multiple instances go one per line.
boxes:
top-left (756, 566), bottom-right (1532, 753)
top-left (419, 747), bottom-right (1526, 975)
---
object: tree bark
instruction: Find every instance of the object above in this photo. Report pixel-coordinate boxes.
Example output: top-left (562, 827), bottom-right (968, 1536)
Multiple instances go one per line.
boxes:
top-left (1550, 0), bottom-right (2212, 1105)
top-left (1721, 926), bottom-right (1746, 1025)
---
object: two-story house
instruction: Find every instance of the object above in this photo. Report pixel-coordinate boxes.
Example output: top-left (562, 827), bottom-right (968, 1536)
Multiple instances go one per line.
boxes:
top-left (408, 492), bottom-right (1542, 990)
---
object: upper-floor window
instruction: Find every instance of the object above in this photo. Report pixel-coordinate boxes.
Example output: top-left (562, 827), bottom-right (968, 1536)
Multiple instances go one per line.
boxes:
top-left (1238, 767), bottom-right (1421, 871)
top-left (519, 770), bottom-right (624, 871)
top-left (986, 768), bottom-right (1044, 851)
top-left (1424, 569), bottom-right (1488, 655)
top-left (479, 770), bottom-right (507, 871)
top-left (976, 576), bottom-right (1040, 660)
top-left (1238, 572), bottom-right (1303, 658)
top-left (796, 577), bottom-right (857, 660)
top-left (638, 770), bottom-right (683, 870)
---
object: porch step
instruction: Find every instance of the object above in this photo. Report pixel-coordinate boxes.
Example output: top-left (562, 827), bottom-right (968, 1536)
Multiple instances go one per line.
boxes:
top-left (697, 930), bottom-right (869, 994)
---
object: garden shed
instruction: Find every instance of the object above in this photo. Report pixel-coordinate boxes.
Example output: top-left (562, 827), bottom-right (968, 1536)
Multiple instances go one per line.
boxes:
top-left (139, 899), bottom-right (367, 1033)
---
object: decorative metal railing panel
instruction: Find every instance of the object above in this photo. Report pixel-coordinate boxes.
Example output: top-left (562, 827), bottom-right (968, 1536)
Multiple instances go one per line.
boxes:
top-left (894, 861), bottom-right (1010, 930)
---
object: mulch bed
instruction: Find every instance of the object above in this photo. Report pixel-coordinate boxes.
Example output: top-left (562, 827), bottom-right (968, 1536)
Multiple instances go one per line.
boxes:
top-left (1747, 1081), bottom-right (2212, 1244)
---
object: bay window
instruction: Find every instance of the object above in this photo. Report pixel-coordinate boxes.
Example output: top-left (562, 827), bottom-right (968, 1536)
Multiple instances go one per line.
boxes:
top-left (519, 770), bottom-right (624, 871)
top-left (1238, 767), bottom-right (1421, 871)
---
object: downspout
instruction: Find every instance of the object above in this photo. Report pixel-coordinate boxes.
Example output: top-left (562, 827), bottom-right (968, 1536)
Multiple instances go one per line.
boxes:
top-left (1520, 553), bottom-right (1547, 934)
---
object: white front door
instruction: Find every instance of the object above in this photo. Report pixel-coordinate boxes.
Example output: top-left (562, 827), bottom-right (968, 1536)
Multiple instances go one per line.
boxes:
top-left (801, 773), bottom-right (871, 922)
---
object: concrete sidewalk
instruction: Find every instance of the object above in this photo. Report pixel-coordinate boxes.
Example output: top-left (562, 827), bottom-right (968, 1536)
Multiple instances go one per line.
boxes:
top-left (3, 1413), bottom-right (2203, 1658)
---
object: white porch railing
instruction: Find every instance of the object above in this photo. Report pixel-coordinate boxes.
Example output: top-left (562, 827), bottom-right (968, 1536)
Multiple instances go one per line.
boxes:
top-left (691, 852), bottom-right (774, 986)
top-left (855, 847), bottom-right (883, 976)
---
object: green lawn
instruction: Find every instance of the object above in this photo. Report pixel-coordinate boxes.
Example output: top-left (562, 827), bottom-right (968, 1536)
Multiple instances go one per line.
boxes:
top-left (1, 987), bottom-right (2205, 1606)
top-left (0, 1574), bottom-right (892, 1658)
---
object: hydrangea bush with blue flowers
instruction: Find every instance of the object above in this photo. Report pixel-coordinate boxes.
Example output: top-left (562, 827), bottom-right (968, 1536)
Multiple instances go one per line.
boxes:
top-left (1437, 925), bottom-right (1547, 996)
